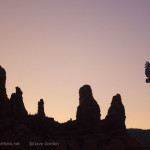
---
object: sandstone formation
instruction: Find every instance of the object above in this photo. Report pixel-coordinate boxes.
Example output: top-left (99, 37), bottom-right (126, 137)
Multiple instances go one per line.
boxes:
top-left (0, 66), bottom-right (149, 150)
top-left (0, 66), bottom-right (10, 119)
top-left (38, 99), bottom-right (45, 117)
top-left (104, 94), bottom-right (126, 132)
top-left (9, 87), bottom-right (28, 119)
top-left (76, 85), bottom-right (101, 127)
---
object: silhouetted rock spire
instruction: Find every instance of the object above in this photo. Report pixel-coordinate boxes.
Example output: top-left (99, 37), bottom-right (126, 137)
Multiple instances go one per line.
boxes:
top-left (105, 94), bottom-right (126, 131)
top-left (76, 85), bottom-right (100, 127)
top-left (0, 66), bottom-right (10, 118)
top-left (10, 87), bottom-right (28, 119)
top-left (0, 66), bottom-right (148, 150)
top-left (38, 99), bottom-right (45, 117)
top-left (0, 66), bottom-right (6, 92)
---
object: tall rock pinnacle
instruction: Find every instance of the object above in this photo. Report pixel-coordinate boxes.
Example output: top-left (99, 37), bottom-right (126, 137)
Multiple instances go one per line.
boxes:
top-left (0, 66), bottom-right (6, 92)
top-left (38, 99), bottom-right (45, 117)
top-left (10, 87), bottom-right (28, 119)
top-left (76, 85), bottom-right (101, 127)
top-left (0, 66), bottom-right (10, 118)
top-left (105, 94), bottom-right (126, 131)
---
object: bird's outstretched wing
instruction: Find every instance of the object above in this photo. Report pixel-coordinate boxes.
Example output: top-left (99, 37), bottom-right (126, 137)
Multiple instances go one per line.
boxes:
top-left (145, 61), bottom-right (150, 77)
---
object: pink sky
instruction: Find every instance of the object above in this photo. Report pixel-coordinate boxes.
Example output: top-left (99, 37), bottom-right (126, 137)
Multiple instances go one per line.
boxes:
top-left (0, 0), bottom-right (150, 129)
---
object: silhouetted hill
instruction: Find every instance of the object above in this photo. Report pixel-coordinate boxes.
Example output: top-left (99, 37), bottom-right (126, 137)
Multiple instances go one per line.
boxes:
top-left (128, 128), bottom-right (150, 145)
top-left (0, 66), bottom-right (150, 149)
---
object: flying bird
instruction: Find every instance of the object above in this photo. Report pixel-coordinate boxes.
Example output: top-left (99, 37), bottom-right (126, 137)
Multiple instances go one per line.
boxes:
top-left (145, 61), bottom-right (150, 83)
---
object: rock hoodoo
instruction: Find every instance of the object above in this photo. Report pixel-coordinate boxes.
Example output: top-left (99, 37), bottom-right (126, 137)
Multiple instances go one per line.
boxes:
top-left (76, 85), bottom-right (101, 127)
top-left (0, 66), bottom-right (6, 92)
top-left (105, 94), bottom-right (126, 132)
top-left (0, 66), bottom-right (10, 118)
top-left (10, 87), bottom-right (28, 119)
top-left (0, 65), bottom-right (149, 150)
top-left (38, 99), bottom-right (45, 117)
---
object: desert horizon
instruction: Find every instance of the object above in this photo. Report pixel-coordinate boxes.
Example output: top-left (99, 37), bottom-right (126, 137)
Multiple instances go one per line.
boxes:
top-left (1, 1), bottom-right (150, 129)
top-left (0, 1), bottom-right (150, 149)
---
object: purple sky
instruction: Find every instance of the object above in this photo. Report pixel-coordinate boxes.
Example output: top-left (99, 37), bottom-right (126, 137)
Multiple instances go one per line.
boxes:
top-left (0, 0), bottom-right (150, 129)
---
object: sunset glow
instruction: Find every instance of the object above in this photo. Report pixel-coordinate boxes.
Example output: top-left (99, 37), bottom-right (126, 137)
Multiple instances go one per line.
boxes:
top-left (0, 0), bottom-right (150, 129)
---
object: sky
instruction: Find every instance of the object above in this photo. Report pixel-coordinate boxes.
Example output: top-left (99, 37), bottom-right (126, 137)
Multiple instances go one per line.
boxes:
top-left (0, 0), bottom-right (150, 129)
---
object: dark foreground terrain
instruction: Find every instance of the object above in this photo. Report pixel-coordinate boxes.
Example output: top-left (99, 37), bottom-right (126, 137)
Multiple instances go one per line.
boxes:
top-left (128, 129), bottom-right (150, 145)
top-left (0, 66), bottom-right (150, 150)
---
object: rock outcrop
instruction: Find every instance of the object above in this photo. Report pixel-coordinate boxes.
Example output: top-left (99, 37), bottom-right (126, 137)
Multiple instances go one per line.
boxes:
top-left (38, 99), bottom-right (45, 117)
top-left (10, 87), bottom-right (28, 119)
top-left (104, 94), bottom-right (126, 132)
top-left (76, 85), bottom-right (101, 127)
top-left (0, 66), bottom-right (10, 119)
top-left (0, 66), bottom-right (150, 150)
